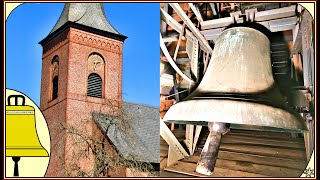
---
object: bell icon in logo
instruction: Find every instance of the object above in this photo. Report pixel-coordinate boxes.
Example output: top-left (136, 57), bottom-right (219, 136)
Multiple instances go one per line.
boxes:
top-left (5, 89), bottom-right (51, 177)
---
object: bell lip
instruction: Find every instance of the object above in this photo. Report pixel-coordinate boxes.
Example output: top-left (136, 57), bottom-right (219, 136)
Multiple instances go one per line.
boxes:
top-left (6, 105), bottom-right (34, 110)
top-left (163, 99), bottom-right (308, 132)
top-left (5, 148), bottom-right (49, 157)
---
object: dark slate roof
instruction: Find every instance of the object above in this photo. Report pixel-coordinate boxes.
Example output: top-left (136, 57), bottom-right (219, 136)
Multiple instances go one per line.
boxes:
top-left (50, 3), bottom-right (120, 35)
top-left (40, 3), bottom-right (127, 45)
top-left (93, 102), bottom-right (159, 163)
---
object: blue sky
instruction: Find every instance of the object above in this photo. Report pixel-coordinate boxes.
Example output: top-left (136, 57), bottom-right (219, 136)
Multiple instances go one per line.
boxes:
top-left (6, 3), bottom-right (160, 107)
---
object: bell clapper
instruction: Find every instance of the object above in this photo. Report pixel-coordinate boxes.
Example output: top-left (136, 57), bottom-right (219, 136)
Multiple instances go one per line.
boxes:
top-left (196, 122), bottom-right (229, 175)
top-left (12, 156), bottom-right (21, 176)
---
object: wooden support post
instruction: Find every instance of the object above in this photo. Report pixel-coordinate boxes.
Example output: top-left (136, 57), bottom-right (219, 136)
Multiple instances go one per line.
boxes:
top-left (167, 146), bottom-right (181, 166)
top-left (169, 3), bottom-right (212, 54)
top-left (184, 124), bottom-right (194, 155)
top-left (160, 7), bottom-right (194, 42)
top-left (161, 3), bottom-right (169, 35)
top-left (304, 130), bottom-right (310, 161)
top-left (301, 19), bottom-right (312, 89)
top-left (204, 52), bottom-right (210, 73)
top-left (192, 125), bottom-right (202, 153)
top-left (191, 38), bottom-right (199, 82)
top-left (160, 34), bottom-right (195, 84)
top-left (188, 3), bottom-right (203, 22)
top-left (186, 37), bottom-right (199, 82)
top-left (160, 121), bottom-right (189, 166)
top-left (173, 23), bottom-right (186, 61)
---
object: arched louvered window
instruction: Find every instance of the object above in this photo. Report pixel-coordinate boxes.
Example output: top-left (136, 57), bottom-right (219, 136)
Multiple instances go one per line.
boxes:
top-left (87, 73), bottom-right (102, 98)
top-left (52, 76), bottom-right (58, 100)
top-left (51, 56), bottom-right (59, 100)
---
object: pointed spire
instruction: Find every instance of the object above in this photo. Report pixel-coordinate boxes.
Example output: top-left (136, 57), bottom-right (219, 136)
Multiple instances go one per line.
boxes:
top-left (50, 3), bottom-right (120, 35)
top-left (40, 3), bottom-right (127, 45)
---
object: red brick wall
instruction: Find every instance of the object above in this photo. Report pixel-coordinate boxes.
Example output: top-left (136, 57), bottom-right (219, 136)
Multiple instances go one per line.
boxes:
top-left (40, 27), bottom-right (123, 176)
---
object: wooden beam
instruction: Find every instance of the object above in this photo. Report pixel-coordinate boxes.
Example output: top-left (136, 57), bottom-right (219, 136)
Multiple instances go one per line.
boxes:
top-left (185, 34), bottom-right (199, 82)
top-left (160, 33), bottom-right (195, 84)
top-left (161, 3), bottom-right (169, 35)
top-left (201, 5), bottom-right (296, 30)
top-left (259, 16), bottom-right (297, 32)
top-left (160, 120), bottom-right (189, 166)
top-left (163, 34), bottom-right (179, 43)
top-left (201, 17), bottom-right (297, 41)
top-left (184, 125), bottom-right (194, 155)
top-left (254, 5), bottom-right (296, 22)
top-left (167, 146), bottom-right (181, 166)
top-left (188, 3), bottom-right (203, 22)
top-left (192, 125), bottom-right (202, 153)
top-left (201, 17), bottom-right (234, 30)
top-left (300, 12), bottom-right (313, 88)
top-left (173, 23), bottom-right (186, 61)
top-left (169, 3), bottom-right (212, 54)
top-left (160, 8), bottom-right (194, 43)
top-left (201, 28), bottom-right (224, 42)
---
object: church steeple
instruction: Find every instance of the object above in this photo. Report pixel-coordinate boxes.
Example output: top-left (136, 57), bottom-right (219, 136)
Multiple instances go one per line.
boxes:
top-left (39, 3), bottom-right (126, 176)
top-left (51, 3), bottom-right (120, 35)
top-left (40, 3), bottom-right (126, 45)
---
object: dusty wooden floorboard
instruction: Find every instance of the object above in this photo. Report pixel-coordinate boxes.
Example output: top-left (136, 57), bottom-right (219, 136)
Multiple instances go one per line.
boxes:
top-left (229, 129), bottom-right (298, 137)
top-left (160, 170), bottom-right (193, 177)
top-left (164, 161), bottom-right (268, 177)
top-left (201, 132), bottom-right (304, 143)
top-left (219, 143), bottom-right (306, 160)
top-left (218, 150), bottom-right (307, 170)
top-left (216, 159), bottom-right (303, 177)
top-left (183, 150), bottom-right (307, 170)
top-left (161, 128), bottom-right (307, 177)
top-left (182, 154), bottom-right (304, 177)
top-left (226, 131), bottom-right (304, 141)
top-left (220, 135), bottom-right (305, 149)
top-left (160, 151), bottom-right (168, 157)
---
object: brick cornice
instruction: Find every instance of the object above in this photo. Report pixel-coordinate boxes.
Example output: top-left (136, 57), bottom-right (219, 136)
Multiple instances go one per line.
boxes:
top-left (39, 21), bottom-right (127, 45)
top-left (42, 29), bottom-right (69, 58)
top-left (69, 29), bottom-right (123, 54)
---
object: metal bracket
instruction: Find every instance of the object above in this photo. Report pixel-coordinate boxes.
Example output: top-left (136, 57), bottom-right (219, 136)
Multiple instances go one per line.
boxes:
top-left (245, 8), bottom-right (257, 22)
top-left (230, 11), bottom-right (242, 23)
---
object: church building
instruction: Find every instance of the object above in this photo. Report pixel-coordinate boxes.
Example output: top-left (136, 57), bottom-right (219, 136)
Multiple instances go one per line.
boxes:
top-left (39, 3), bottom-right (159, 177)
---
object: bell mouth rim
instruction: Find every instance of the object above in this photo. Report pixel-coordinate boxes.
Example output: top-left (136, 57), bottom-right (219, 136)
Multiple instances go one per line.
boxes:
top-left (163, 99), bottom-right (307, 132)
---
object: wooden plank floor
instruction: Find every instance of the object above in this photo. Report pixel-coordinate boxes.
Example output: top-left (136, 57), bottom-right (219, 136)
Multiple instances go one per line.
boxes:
top-left (162, 128), bottom-right (307, 177)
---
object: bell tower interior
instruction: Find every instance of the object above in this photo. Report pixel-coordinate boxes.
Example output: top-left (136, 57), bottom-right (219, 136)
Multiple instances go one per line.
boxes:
top-left (39, 3), bottom-right (127, 176)
top-left (160, 3), bottom-right (315, 177)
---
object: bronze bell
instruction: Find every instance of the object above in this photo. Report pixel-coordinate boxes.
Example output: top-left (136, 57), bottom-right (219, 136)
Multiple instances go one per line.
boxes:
top-left (163, 26), bottom-right (307, 175)
top-left (164, 26), bottom-right (306, 132)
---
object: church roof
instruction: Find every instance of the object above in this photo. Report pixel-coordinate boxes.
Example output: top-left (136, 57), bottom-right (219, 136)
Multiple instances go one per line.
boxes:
top-left (50, 3), bottom-right (121, 35)
top-left (93, 102), bottom-right (160, 163)
top-left (40, 3), bottom-right (126, 45)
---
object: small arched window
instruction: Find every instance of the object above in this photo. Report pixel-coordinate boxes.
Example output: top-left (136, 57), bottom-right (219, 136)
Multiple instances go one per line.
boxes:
top-left (52, 76), bottom-right (58, 100)
top-left (51, 56), bottom-right (59, 100)
top-left (87, 73), bottom-right (102, 98)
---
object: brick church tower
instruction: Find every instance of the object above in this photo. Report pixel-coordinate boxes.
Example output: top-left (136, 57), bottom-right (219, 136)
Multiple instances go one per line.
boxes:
top-left (39, 3), bottom-right (127, 176)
